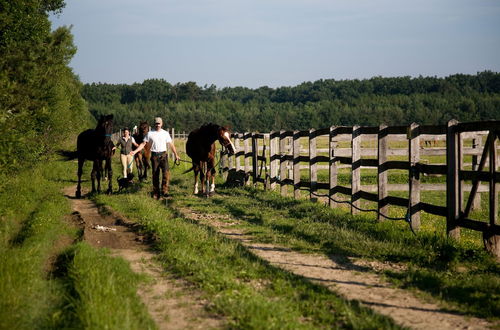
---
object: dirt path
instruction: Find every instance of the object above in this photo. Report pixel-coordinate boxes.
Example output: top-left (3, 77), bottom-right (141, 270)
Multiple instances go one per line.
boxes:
top-left (63, 186), bottom-right (224, 330)
top-left (179, 208), bottom-right (495, 330)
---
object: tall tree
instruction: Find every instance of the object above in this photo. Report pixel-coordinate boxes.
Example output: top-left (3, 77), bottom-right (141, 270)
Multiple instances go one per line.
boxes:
top-left (0, 0), bottom-right (91, 174)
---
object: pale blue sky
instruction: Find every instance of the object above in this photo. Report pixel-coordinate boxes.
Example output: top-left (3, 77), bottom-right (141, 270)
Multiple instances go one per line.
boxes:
top-left (50, 0), bottom-right (500, 88)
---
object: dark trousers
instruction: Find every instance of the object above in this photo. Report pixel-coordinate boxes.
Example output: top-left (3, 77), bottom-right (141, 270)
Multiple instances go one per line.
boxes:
top-left (151, 153), bottom-right (170, 196)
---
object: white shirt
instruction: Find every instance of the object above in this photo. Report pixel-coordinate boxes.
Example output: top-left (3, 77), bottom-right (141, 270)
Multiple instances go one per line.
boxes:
top-left (144, 129), bottom-right (172, 152)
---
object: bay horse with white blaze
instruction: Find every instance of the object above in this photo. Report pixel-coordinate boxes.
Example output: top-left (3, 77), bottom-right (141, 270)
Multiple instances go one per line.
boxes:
top-left (76, 114), bottom-right (114, 198)
top-left (133, 121), bottom-right (152, 181)
top-left (185, 123), bottom-right (235, 196)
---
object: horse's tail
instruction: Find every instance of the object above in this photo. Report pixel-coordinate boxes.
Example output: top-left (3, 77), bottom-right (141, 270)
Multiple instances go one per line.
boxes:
top-left (57, 150), bottom-right (78, 160)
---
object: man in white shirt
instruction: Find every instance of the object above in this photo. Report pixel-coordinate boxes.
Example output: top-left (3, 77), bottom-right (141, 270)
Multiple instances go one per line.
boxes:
top-left (131, 117), bottom-right (180, 199)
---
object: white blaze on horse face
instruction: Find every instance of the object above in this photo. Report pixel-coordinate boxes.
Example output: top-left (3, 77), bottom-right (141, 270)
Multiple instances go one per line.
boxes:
top-left (223, 132), bottom-right (236, 153)
top-left (194, 182), bottom-right (198, 194)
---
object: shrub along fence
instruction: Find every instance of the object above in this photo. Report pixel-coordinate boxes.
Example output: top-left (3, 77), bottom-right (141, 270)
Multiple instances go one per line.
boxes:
top-left (220, 120), bottom-right (500, 257)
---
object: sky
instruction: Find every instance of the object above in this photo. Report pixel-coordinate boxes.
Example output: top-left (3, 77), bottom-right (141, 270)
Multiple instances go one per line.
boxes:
top-left (49, 0), bottom-right (500, 89)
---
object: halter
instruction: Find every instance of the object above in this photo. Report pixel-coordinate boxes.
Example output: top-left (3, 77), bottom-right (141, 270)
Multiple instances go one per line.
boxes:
top-left (219, 138), bottom-right (232, 149)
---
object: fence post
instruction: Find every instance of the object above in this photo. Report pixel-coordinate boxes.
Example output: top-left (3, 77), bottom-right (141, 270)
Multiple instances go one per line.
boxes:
top-left (234, 135), bottom-right (241, 173)
top-left (252, 133), bottom-right (258, 185)
top-left (309, 128), bottom-right (317, 201)
top-left (491, 133), bottom-right (498, 207)
top-left (228, 135), bottom-right (234, 175)
top-left (223, 141), bottom-right (230, 180)
top-left (378, 124), bottom-right (388, 221)
top-left (269, 131), bottom-right (279, 190)
top-left (484, 131), bottom-right (499, 257)
top-left (409, 122), bottom-right (421, 231)
top-left (471, 137), bottom-right (481, 210)
top-left (446, 119), bottom-right (461, 240)
top-left (234, 133), bottom-right (241, 172)
top-left (293, 131), bottom-right (301, 199)
top-left (329, 126), bottom-right (338, 208)
top-left (351, 126), bottom-right (361, 214)
top-left (288, 136), bottom-right (293, 181)
top-left (244, 132), bottom-right (251, 185)
top-left (279, 130), bottom-right (288, 196)
top-left (220, 150), bottom-right (227, 179)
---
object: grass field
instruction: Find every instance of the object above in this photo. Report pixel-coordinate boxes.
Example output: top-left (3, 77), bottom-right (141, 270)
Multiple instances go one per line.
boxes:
top-left (1, 142), bottom-right (498, 328)
top-left (166, 173), bottom-right (499, 320)
top-left (0, 157), bottom-right (154, 329)
top-left (108, 141), bottom-right (499, 320)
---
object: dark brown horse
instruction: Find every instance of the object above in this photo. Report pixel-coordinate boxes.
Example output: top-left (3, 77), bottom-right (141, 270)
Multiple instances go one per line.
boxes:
top-left (132, 121), bottom-right (152, 181)
top-left (76, 114), bottom-right (114, 198)
top-left (185, 123), bottom-right (235, 196)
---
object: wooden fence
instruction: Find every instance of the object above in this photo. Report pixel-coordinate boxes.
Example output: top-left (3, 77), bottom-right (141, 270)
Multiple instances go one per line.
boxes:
top-left (219, 120), bottom-right (500, 257)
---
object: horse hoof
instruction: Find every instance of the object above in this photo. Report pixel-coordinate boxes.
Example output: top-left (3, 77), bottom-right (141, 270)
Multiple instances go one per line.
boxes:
top-left (76, 191), bottom-right (81, 198)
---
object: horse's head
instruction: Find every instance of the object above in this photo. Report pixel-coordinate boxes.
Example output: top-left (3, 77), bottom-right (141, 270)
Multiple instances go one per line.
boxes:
top-left (217, 126), bottom-right (235, 155)
top-left (139, 121), bottom-right (149, 135)
top-left (96, 114), bottom-right (113, 139)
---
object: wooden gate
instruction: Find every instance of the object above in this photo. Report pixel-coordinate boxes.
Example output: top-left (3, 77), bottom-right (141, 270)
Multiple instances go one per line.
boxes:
top-left (447, 121), bottom-right (499, 256)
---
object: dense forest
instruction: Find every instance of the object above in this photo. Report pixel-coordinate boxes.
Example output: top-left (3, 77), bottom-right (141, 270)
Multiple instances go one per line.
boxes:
top-left (1, 1), bottom-right (499, 178)
top-left (0, 0), bottom-right (92, 175)
top-left (83, 72), bottom-right (500, 132)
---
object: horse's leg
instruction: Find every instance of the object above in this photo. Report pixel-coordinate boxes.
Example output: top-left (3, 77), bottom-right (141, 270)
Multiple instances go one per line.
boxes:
top-left (200, 162), bottom-right (206, 195)
top-left (91, 161), bottom-right (98, 193)
top-left (143, 154), bottom-right (150, 181)
top-left (209, 167), bottom-right (216, 195)
top-left (96, 160), bottom-right (103, 193)
top-left (106, 157), bottom-right (113, 194)
top-left (193, 164), bottom-right (199, 194)
top-left (203, 162), bottom-right (211, 197)
top-left (136, 154), bottom-right (143, 180)
top-left (135, 153), bottom-right (142, 180)
top-left (76, 157), bottom-right (84, 198)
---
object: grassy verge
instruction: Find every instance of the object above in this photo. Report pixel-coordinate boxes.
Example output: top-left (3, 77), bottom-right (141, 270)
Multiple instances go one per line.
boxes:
top-left (0, 155), bottom-right (154, 329)
top-left (96, 185), bottom-right (401, 329)
top-left (163, 165), bottom-right (500, 321)
top-left (57, 242), bottom-right (155, 329)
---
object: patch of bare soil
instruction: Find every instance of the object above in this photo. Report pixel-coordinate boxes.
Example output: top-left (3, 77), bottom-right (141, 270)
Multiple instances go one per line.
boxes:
top-left (62, 186), bottom-right (224, 330)
top-left (180, 208), bottom-right (495, 330)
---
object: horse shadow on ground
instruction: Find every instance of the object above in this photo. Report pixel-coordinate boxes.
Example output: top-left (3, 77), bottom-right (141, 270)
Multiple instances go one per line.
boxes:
top-left (219, 170), bottom-right (250, 189)
top-left (56, 149), bottom-right (78, 161)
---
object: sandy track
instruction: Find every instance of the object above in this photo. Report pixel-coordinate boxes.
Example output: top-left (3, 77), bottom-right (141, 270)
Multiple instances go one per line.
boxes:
top-left (180, 208), bottom-right (494, 330)
top-left (63, 186), bottom-right (224, 330)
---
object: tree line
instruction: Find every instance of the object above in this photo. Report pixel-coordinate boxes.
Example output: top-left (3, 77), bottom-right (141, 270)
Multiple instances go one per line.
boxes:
top-left (1, 0), bottom-right (93, 176)
top-left (83, 73), bottom-right (500, 133)
top-left (2, 0), bottom-right (498, 178)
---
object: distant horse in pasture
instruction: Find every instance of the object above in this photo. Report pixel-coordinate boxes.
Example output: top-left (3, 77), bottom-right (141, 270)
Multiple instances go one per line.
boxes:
top-left (76, 114), bottom-right (115, 198)
top-left (185, 123), bottom-right (235, 196)
top-left (133, 121), bottom-right (152, 181)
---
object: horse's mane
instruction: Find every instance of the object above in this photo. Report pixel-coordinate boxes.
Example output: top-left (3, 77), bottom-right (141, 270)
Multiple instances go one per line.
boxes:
top-left (195, 123), bottom-right (222, 134)
top-left (200, 122), bottom-right (219, 129)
